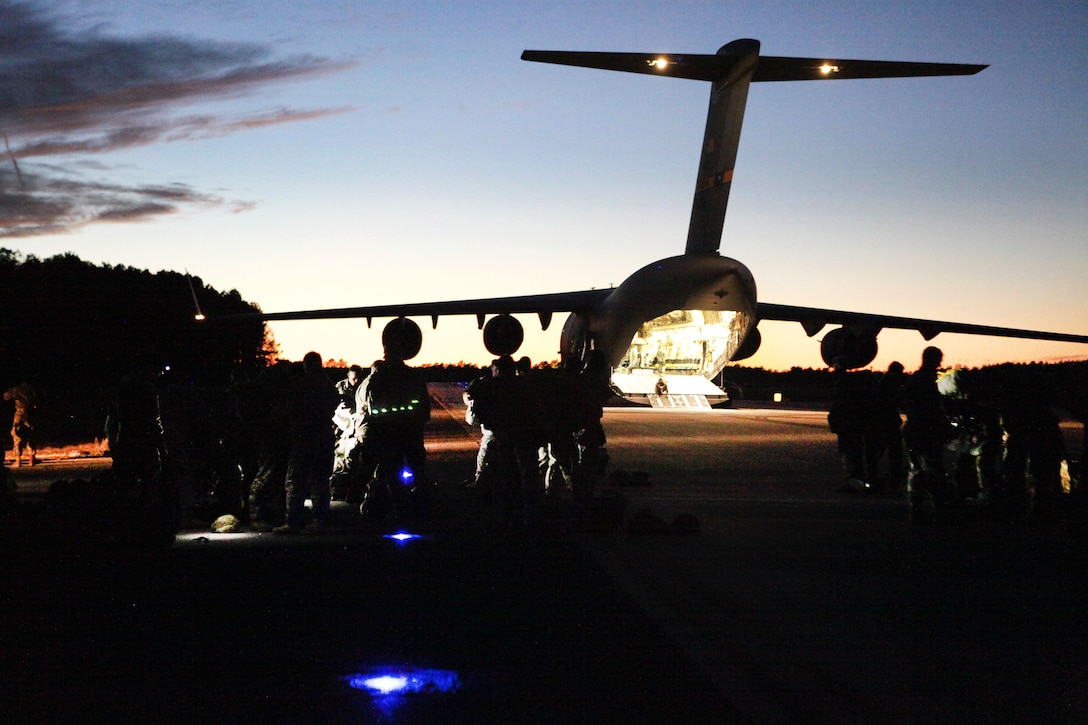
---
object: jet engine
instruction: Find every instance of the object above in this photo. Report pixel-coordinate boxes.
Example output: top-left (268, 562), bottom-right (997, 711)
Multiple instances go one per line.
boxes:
top-left (820, 326), bottom-right (877, 369)
top-left (482, 314), bottom-right (524, 357)
top-left (559, 312), bottom-right (593, 368)
top-left (381, 318), bottom-right (423, 361)
top-left (731, 327), bottom-right (761, 361)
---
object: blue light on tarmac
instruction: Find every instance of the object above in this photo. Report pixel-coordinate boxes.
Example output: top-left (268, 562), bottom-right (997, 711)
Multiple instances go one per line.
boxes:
top-left (383, 531), bottom-right (423, 544)
top-left (346, 668), bottom-right (460, 696)
top-left (359, 675), bottom-right (408, 694)
top-left (399, 467), bottom-right (414, 485)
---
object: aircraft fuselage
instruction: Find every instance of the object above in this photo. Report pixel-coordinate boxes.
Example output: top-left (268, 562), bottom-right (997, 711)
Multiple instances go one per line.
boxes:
top-left (561, 254), bottom-right (757, 381)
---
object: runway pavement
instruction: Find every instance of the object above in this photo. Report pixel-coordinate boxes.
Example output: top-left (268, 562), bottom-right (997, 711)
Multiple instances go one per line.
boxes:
top-left (3, 386), bottom-right (1086, 723)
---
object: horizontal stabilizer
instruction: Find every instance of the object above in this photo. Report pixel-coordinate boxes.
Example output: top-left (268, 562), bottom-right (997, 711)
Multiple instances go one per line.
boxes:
top-left (521, 49), bottom-right (754, 82)
top-left (753, 56), bottom-right (987, 82)
top-left (521, 48), bottom-right (986, 83)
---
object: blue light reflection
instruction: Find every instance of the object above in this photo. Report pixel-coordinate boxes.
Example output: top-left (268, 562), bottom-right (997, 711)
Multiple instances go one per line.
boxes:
top-left (358, 675), bottom-right (408, 694)
top-left (346, 667), bottom-right (460, 696)
top-left (383, 531), bottom-right (423, 544)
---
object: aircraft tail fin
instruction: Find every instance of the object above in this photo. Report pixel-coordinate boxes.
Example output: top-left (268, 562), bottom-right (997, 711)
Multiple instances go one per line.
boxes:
top-left (522, 42), bottom-right (986, 255)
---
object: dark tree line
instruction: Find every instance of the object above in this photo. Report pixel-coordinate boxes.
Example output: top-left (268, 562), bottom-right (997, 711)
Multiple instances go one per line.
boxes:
top-left (0, 249), bottom-right (274, 388)
top-left (726, 361), bottom-right (1088, 413)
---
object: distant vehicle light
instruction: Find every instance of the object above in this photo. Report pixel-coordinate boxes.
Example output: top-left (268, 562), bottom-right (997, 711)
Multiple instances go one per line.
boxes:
top-left (819, 64), bottom-right (839, 74)
top-left (648, 57), bottom-right (670, 70)
top-left (194, 313), bottom-right (205, 321)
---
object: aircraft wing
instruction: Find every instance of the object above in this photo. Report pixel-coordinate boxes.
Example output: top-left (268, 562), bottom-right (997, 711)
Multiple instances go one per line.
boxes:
top-left (217, 288), bottom-right (1088, 344)
top-left (757, 302), bottom-right (1088, 344)
top-left (214, 289), bottom-right (611, 329)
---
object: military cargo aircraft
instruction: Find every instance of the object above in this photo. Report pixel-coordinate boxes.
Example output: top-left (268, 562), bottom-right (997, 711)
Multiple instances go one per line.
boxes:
top-left (215, 40), bottom-right (1088, 405)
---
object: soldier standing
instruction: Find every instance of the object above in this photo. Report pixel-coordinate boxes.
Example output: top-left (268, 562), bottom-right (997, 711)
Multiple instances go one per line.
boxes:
top-left (354, 321), bottom-right (431, 519)
top-left (337, 365), bottom-right (365, 413)
top-left (902, 346), bottom-right (954, 523)
top-left (827, 361), bottom-right (873, 492)
top-left (108, 368), bottom-right (164, 489)
top-left (470, 355), bottom-right (543, 528)
top-left (572, 351), bottom-right (612, 505)
top-left (274, 352), bottom-right (340, 534)
top-left (868, 361), bottom-right (906, 489)
top-left (4, 382), bottom-right (37, 467)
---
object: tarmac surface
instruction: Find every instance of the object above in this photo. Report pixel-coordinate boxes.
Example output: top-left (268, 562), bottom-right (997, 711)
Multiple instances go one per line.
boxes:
top-left (3, 385), bottom-right (1087, 723)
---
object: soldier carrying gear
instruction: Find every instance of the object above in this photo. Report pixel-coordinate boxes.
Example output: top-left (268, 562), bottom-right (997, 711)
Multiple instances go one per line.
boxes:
top-left (275, 352), bottom-right (340, 534)
top-left (469, 355), bottom-right (544, 527)
top-left (4, 383), bottom-right (37, 467)
top-left (337, 365), bottom-right (365, 413)
top-left (902, 346), bottom-right (956, 524)
top-left (353, 321), bottom-right (431, 519)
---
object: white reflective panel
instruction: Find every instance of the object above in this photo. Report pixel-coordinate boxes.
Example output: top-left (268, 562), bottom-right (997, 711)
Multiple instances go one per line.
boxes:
top-left (617, 309), bottom-right (752, 379)
top-left (176, 532), bottom-right (261, 543)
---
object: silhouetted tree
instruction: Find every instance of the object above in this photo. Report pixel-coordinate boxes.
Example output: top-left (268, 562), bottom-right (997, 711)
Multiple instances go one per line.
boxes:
top-left (0, 249), bottom-right (273, 387)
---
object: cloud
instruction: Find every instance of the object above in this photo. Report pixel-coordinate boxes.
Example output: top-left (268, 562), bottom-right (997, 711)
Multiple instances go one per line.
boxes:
top-left (0, 166), bottom-right (227, 237)
top-left (0, 0), bottom-right (354, 236)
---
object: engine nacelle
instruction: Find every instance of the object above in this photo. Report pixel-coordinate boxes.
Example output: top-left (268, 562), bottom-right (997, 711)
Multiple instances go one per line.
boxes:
top-left (482, 314), bottom-right (524, 357)
top-left (820, 327), bottom-right (877, 369)
top-left (381, 318), bottom-right (423, 361)
top-left (559, 312), bottom-right (592, 369)
top-left (731, 327), bottom-right (761, 362)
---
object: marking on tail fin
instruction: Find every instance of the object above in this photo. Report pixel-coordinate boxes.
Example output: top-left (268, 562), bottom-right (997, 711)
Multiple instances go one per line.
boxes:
top-left (695, 170), bottom-right (734, 193)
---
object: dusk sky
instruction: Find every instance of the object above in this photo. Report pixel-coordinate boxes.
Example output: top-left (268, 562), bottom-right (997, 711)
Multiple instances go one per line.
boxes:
top-left (2, 1), bottom-right (1085, 372)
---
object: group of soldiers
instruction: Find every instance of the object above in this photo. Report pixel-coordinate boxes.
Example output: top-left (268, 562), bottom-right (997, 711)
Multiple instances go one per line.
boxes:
top-left (101, 334), bottom-right (431, 533)
top-left (100, 326), bottom-right (615, 534)
top-left (28, 339), bottom-right (1077, 534)
top-left (460, 351), bottom-right (612, 528)
top-left (828, 359), bottom-right (908, 493)
top-left (830, 346), bottom-right (1075, 523)
top-left (329, 346), bottom-right (432, 524)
